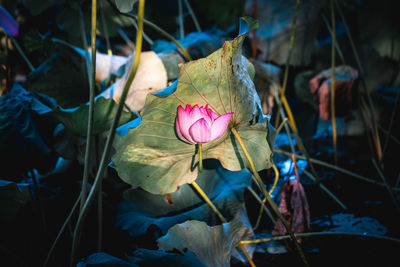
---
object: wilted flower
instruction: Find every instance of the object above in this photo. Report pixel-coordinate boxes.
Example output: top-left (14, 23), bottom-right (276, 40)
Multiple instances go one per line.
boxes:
top-left (0, 7), bottom-right (19, 37)
top-left (176, 104), bottom-right (233, 144)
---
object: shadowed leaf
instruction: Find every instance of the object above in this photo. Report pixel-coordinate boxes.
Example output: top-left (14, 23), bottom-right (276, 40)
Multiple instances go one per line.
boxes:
top-left (115, 161), bottom-right (252, 237)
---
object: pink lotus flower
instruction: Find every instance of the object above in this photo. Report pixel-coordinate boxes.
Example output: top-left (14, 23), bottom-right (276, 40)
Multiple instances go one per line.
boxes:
top-left (0, 7), bottom-right (19, 37)
top-left (176, 104), bottom-right (233, 144)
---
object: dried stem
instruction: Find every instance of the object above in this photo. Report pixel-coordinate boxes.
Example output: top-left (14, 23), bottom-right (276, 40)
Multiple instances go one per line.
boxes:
top-left (231, 128), bottom-right (309, 266)
top-left (254, 162), bottom-right (279, 229)
top-left (274, 0), bottom-right (301, 128)
top-left (371, 159), bottom-right (400, 216)
top-left (330, 0), bottom-right (338, 166)
top-left (275, 149), bottom-right (400, 192)
top-left (240, 231), bottom-right (400, 244)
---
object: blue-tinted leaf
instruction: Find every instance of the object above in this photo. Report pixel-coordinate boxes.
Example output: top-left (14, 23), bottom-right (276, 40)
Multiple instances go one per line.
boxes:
top-left (77, 249), bottom-right (204, 267)
top-left (0, 83), bottom-right (58, 177)
top-left (152, 80), bottom-right (178, 97)
top-left (115, 161), bottom-right (252, 237)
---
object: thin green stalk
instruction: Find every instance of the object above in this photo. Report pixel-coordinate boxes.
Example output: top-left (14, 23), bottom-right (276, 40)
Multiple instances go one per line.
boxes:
top-left (371, 158), bottom-right (400, 215)
top-left (198, 143), bottom-right (203, 171)
top-left (240, 231), bottom-right (400, 244)
top-left (30, 171), bottom-right (47, 238)
top-left (322, 13), bottom-right (345, 65)
top-left (191, 181), bottom-right (256, 267)
top-left (178, 0), bottom-right (184, 39)
top-left (10, 36), bottom-right (35, 72)
top-left (276, 118), bottom-right (288, 135)
top-left (130, 18), bottom-right (153, 45)
top-left (297, 164), bottom-right (347, 209)
top-left (79, 9), bottom-right (91, 83)
top-left (99, 0), bottom-right (112, 55)
top-left (117, 28), bottom-right (136, 51)
top-left (274, 0), bottom-right (300, 128)
top-left (380, 88), bottom-right (400, 162)
top-left (379, 125), bottom-right (400, 145)
top-left (107, 0), bottom-right (192, 61)
top-left (274, 149), bottom-right (400, 192)
top-left (135, 16), bottom-right (192, 61)
top-left (81, 0), bottom-right (97, 211)
top-left (254, 163), bottom-right (279, 230)
top-left (183, 0), bottom-right (201, 32)
top-left (246, 185), bottom-right (277, 226)
top-left (330, 0), bottom-right (338, 166)
top-left (273, 82), bottom-right (321, 188)
top-left (43, 194), bottom-right (81, 267)
top-left (70, 1), bottom-right (145, 265)
top-left (231, 128), bottom-right (309, 267)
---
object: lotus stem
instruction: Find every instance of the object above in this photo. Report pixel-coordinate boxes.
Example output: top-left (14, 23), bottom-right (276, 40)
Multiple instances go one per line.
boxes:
top-left (190, 181), bottom-right (255, 267)
top-left (371, 158), bottom-right (400, 216)
top-left (79, 9), bottom-right (91, 83)
top-left (254, 162), bottom-right (279, 229)
top-left (330, 0), bottom-right (338, 166)
top-left (322, 13), bottom-right (345, 65)
top-left (274, 149), bottom-right (400, 192)
top-left (276, 118), bottom-right (288, 135)
top-left (183, 0), bottom-right (201, 32)
top-left (239, 231), bottom-right (400, 244)
top-left (231, 128), bottom-right (309, 266)
top-left (106, 0), bottom-right (192, 61)
top-left (274, 0), bottom-right (300, 128)
top-left (178, 0), bottom-right (184, 39)
top-left (43, 194), bottom-right (81, 267)
top-left (246, 185), bottom-right (277, 226)
top-left (70, 1), bottom-right (145, 265)
top-left (30, 170), bottom-right (47, 238)
top-left (10, 36), bottom-right (35, 72)
top-left (81, 0), bottom-right (97, 212)
top-left (297, 164), bottom-right (347, 209)
top-left (198, 143), bottom-right (203, 172)
top-left (99, 0), bottom-right (112, 55)
top-left (130, 18), bottom-right (153, 45)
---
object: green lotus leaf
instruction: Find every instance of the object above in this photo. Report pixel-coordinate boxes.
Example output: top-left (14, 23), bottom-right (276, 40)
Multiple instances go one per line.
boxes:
top-left (50, 97), bottom-right (135, 137)
top-left (112, 17), bottom-right (275, 194)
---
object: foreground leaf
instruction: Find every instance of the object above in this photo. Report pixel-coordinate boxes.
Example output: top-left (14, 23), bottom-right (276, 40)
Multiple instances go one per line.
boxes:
top-left (115, 161), bottom-right (251, 237)
top-left (157, 207), bottom-right (254, 267)
top-left (77, 249), bottom-right (204, 267)
top-left (112, 17), bottom-right (275, 194)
